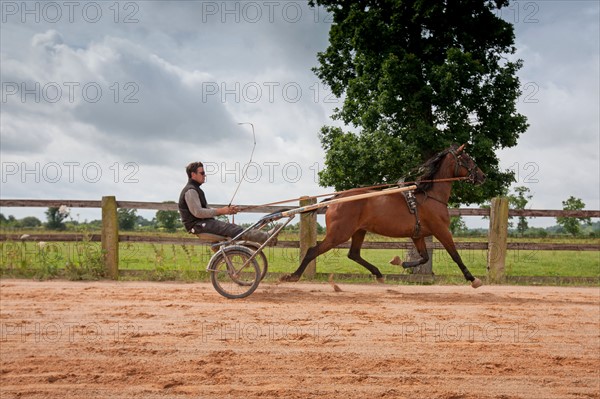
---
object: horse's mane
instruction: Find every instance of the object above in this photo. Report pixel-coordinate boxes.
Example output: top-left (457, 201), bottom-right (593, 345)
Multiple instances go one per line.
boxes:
top-left (413, 144), bottom-right (460, 193)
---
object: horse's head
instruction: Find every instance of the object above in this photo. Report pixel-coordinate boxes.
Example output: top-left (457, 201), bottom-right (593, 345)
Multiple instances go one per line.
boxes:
top-left (449, 144), bottom-right (486, 185)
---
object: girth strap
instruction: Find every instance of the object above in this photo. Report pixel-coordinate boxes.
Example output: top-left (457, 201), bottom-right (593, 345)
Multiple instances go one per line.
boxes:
top-left (403, 190), bottom-right (421, 238)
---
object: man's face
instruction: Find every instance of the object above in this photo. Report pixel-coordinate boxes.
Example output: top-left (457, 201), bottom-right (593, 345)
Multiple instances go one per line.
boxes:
top-left (191, 167), bottom-right (206, 184)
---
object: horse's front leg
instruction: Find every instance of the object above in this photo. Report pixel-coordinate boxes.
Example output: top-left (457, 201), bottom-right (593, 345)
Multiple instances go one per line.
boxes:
top-left (434, 229), bottom-right (483, 288)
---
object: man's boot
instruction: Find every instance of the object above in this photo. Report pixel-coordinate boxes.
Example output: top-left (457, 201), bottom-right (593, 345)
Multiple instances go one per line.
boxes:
top-left (241, 229), bottom-right (276, 245)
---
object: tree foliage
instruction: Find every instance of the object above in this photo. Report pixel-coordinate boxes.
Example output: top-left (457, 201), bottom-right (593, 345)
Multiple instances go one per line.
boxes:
top-left (0, 214), bottom-right (42, 228)
top-left (508, 186), bottom-right (532, 234)
top-left (156, 202), bottom-right (182, 232)
top-left (311, 0), bottom-right (528, 204)
top-left (45, 207), bottom-right (69, 230)
top-left (117, 208), bottom-right (138, 231)
top-left (556, 196), bottom-right (591, 237)
top-left (19, 216), bottom-right (43, 228)
top-left (449, 215), bottom-right (468, 235)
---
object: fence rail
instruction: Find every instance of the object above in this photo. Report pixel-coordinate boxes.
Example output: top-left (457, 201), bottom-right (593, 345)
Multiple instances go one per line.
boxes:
top-left (2, 198), bottom-right (599, 218)
top-left (1, 197), bottom-right (598, 282)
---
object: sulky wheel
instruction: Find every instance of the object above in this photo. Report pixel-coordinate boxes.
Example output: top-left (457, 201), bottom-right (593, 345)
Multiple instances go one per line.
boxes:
top-left (241, 242), bottom-right (269, 281)
top-left (208, 245), bottom-right (261, 299)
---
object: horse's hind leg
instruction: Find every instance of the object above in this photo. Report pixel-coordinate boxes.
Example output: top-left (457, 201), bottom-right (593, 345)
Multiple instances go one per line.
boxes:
top-left (348, 230), bottom-right (385, 283)
top-left (401, 237), bottom-right (430, 269)
top-left (280, 239), bottom-right (338, 282)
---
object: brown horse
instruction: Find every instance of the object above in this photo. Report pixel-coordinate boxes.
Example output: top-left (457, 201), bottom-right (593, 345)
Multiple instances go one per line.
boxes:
top-left (280, 144), bottom-right (486, 288)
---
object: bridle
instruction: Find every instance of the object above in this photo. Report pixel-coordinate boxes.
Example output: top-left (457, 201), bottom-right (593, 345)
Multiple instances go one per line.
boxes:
top-left (416, 148), bottom-right (479, 206)
top-left (449, 148), bottom-right (479, 183)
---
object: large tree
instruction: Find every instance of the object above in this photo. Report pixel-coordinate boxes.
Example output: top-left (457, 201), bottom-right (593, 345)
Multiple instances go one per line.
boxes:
top-left (311, 0), bottom-right (528, 204)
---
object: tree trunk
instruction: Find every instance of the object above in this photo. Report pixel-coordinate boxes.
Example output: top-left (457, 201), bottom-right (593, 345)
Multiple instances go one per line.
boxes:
top-left (299, 197), bottom-right (317, 278)
top-left (408, 236), bottom-right (434, 275)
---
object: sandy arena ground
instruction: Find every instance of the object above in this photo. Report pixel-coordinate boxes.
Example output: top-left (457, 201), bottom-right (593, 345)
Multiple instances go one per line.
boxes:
top-left (1, 279), bottom-right (599, 399)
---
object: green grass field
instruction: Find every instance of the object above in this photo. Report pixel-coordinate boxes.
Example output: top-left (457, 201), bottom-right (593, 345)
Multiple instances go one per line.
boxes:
top-left (1, 231), bottom-right (598, 283)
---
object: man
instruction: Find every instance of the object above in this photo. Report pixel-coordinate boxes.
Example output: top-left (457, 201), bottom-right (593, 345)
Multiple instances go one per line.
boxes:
top-left (178, 161), bottom-right (271, 243)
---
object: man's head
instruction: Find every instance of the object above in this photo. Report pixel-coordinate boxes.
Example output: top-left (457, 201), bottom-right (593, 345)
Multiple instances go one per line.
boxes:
top-left (186, 161), bottom-right (206, 184)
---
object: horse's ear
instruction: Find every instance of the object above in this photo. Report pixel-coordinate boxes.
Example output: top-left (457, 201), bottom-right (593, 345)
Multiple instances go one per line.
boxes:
top-left (457, 144), bottom-right (466, 154)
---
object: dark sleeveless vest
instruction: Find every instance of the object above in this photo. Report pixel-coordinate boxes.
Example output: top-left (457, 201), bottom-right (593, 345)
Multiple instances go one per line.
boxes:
top-left (178, 179), bottom-right (209, 231)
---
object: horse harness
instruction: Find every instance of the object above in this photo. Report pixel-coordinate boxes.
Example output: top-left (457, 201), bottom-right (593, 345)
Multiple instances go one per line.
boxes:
top-left (402, 147), bottom-right (477, 238)
top-left (402, 190), bottom-right (421, 238)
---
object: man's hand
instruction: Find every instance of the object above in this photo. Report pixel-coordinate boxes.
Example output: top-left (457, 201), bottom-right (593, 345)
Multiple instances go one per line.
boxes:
top-left (217, 206), bottom-right (239, 216)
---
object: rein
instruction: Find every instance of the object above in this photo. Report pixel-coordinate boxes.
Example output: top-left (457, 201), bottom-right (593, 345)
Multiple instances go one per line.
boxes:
top-left (238, 176), bottom-right (468, 211)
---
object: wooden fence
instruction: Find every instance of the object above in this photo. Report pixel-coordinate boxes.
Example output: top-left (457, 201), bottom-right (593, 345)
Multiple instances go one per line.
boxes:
top-left (1, 197), bottom-right (598, 283)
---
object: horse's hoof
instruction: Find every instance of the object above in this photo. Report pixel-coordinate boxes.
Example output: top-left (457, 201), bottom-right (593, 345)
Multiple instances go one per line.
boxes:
top-left (376, 277), bottom-right (386, 284)
top-left (328, 274), bottom-right (343, 292)
top-left (471, 278), bottom-right (483, 289)
top-left (279, 274), bottom-right (300, 283)
top-left (389, 256), bottom-right (402, 266)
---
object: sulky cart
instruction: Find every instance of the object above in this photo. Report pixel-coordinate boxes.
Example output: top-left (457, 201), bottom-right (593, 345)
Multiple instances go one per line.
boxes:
top-left (203, 185), bottom-right (416, 299)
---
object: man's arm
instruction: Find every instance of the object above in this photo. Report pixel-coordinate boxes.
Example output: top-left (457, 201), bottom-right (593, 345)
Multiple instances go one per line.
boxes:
top-left (184, 190), bottom-right (218, 219)
top-left (184, 190), bottom-right (239, 218)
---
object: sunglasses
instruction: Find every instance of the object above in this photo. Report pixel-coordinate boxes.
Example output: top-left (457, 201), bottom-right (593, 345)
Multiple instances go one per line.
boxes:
top-left (196, 171), bottom-right (206, 176)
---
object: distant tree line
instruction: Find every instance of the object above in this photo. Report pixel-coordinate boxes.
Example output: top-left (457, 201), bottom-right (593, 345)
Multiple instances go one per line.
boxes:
top-left (0, 202), bottom-right (184, 233)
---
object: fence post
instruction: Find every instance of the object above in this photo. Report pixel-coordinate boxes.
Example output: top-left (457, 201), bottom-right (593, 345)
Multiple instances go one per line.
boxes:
top-left (101, 196), bottom-right (119, 280)
top-left (299, 196), bottom-right (317, 278)
top-left (487, 197), bottom-right (509, 283)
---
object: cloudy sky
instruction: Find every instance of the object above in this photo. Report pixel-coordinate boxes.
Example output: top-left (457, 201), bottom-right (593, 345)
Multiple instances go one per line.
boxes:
top-left (1, 1), bottom-right (598, 228)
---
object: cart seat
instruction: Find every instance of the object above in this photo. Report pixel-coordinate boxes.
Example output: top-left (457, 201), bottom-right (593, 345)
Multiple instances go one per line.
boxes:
top-left (194, 233), bottom-right (228, 243)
